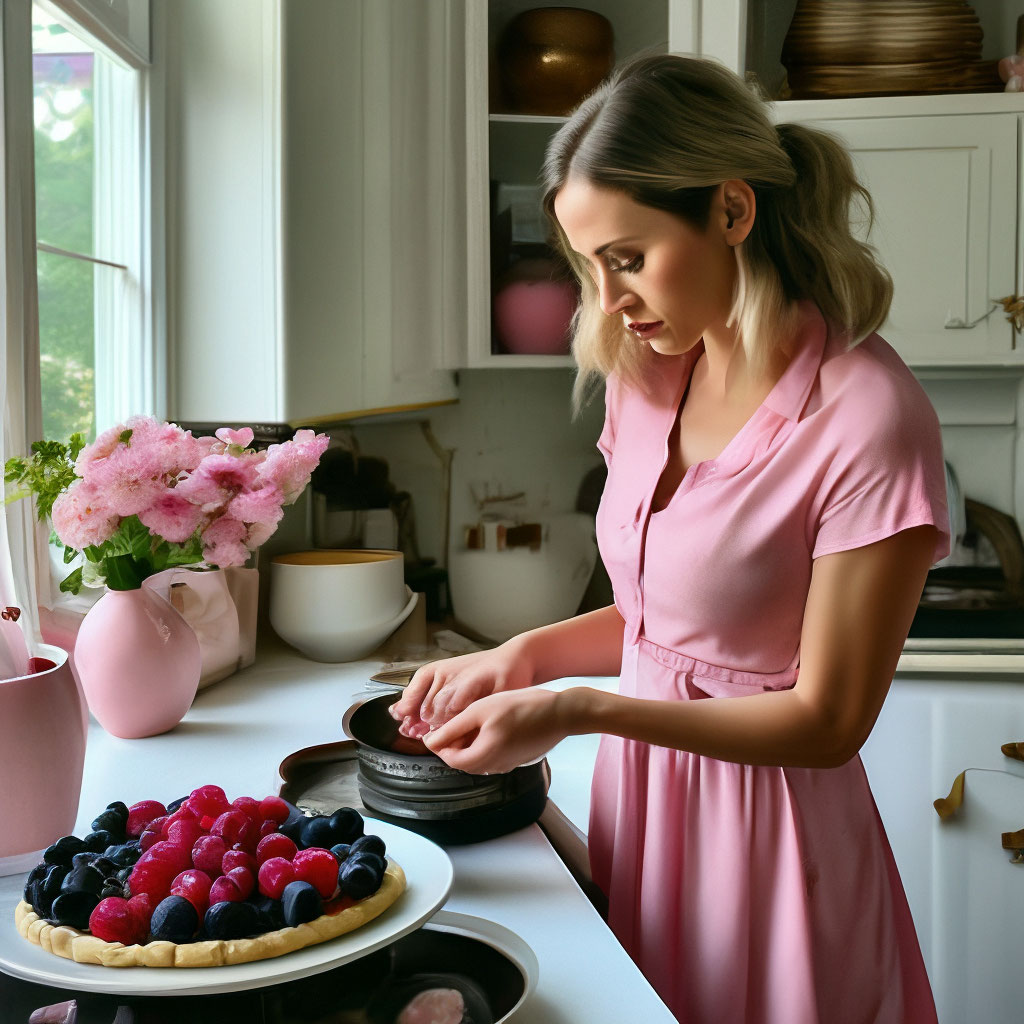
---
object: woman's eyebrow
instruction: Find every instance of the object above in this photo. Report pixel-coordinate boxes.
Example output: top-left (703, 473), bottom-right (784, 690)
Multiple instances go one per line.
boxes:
top-left (594, 236), bottom-right (641, 256)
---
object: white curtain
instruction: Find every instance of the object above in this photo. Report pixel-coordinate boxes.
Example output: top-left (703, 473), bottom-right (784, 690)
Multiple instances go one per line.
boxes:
top-left (1, 0), bottom-right (44, 676)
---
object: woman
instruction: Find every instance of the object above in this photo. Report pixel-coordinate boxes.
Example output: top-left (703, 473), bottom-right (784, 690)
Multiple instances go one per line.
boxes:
top-left (391, 54), bottom-right (948, 1023)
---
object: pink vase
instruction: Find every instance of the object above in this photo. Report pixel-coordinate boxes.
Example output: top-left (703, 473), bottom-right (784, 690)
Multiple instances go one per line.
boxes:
top-left (74, 586), bottom-right (202, 739)
top-left (0, 645), bottom-right (86, 874)
top-left (494, 276), bottom-right (577, 355)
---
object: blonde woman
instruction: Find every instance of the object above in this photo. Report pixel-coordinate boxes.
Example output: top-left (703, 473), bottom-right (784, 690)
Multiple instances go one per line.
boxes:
top-left (392, 54), bottom-right (947, 1023)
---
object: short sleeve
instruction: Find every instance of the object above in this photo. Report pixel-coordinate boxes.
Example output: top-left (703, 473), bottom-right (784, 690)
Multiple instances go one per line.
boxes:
top-left (812, 385), bottom-right (950, 564)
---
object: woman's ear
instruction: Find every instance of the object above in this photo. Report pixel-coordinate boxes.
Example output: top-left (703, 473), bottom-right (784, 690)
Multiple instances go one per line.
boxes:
top-left (719, 179), bottom-right (756, 245)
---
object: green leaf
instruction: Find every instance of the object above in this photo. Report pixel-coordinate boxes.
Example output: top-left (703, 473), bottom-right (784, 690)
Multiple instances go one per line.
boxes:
top-left (118, 428), bottom-right (133, 445)
top-left (103, 553), bottom-right (145, 591)
top-left (164, 537), bottom-right (204, 569)
top-left (58, 567), bottom-right (83, 594)
top-left (62, 543), bottom-right (78, 564)
top-left (101, 516), bottom-right (153, 560)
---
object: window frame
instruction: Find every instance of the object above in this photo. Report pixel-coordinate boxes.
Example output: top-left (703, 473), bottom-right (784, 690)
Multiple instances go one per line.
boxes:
top-left (23, 0), bottom-right (163, 612)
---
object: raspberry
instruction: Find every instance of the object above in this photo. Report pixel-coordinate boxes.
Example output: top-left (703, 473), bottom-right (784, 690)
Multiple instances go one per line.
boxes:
top-left (191, 835), bottom-right (226, 877)
top-left (146, 815), bottom-right (169, 837)
top-left (231, 796), bottom-right (261, 821)
top-left (127, 892), bottom-right (154, 935)
top-left (126, 860), bottom-right (177, 903)
top-left (293, 848), bottom-right (340, 900)
top-left (89, 896), bottom-right (148, 945)
top-left (225, 866), bottom-right (255, 899)
top-left (210, 810), bottom-right (248, 847)
top-left (136, 840), bottom-right (191, 875)
top-left (221, 849), bottom-right (257, 875)
top-left (188, 785), bottom-right (230, 819)
top-left (257, 857), bottom-right (296, 900)
top-left (126, 800), bottom-right (168, 838)
top-left (166, 818), bottom-right (204, 850)
top-left (138, 827), bottom-right (162, 853)
top-left (209, 873), bottom-right (246, 905)
top-left (170, 869), bottom-right (212, 915)
top-left (199, 815), bottom-right (216, 831)
top-left (256, 833), bottom-right (297, 865)
top-left (234, 817), bottom-right (259, 854)
top-left (257, 818), bottom-right (279, 840)
top-left (163, 807), bottom-right (198, 834)
top-left (259, 796), bottom-right (290, 824)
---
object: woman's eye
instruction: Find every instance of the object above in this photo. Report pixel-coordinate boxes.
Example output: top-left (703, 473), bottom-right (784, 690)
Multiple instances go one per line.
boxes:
top-left (608, 254), bottom-right (643, 274)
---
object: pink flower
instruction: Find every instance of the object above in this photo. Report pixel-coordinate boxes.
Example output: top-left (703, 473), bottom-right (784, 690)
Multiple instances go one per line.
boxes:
top-left (75, 422), bottom-right (126, 476)
top-left (151, 422), bottom-right (204, 477)
top-left (200, 516), bottom-right (250, 568)
top-left (215, 427), bottom-right (254, 449)
top-left (51, 481), bottom-right (120, 550)
top-left (226, 484), bottom-right (285, 529)
top-left (258, 430), bottom-right (330, 503)
top-left (138, 491), bottom-right (206, 543)
top-left (244, 520), bottom-right (278, 549)
top-left (174, 453), bottom-right (262, 506)
top-left (80, 443), bottom-right (166, 517)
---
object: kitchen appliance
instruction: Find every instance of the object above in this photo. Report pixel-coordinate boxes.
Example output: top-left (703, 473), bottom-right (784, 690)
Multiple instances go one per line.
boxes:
top-left (343, 693), bottom-right (550, 844)
top-left (310, 449), bottom-right (399, 550)
top-left (448, 512), bottom-right (598, 642)
top-left (910, 496), bottom-right (1024, 640)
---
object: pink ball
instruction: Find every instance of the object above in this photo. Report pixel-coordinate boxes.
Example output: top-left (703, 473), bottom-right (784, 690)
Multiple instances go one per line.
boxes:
top-left (494, 278), bottom-right (577, 355)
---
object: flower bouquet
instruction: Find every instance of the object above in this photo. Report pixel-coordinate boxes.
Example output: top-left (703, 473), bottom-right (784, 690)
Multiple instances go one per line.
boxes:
top-left (4, 417), bottom-right (329, 738)
top-left (5, 417), bottom-right (329, 592)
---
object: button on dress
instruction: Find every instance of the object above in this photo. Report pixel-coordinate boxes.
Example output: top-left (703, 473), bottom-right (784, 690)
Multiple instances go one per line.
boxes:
top-left (590, 301), bottom-right (949, 1023)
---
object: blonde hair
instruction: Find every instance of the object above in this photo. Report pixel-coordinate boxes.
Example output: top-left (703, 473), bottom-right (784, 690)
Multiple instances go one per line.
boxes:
top-left (541, 53), bottom-right (893, 411)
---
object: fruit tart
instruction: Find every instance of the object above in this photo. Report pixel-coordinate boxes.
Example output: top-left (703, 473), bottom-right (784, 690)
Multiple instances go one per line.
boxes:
top-left (14, 785), bottom-right (405, 967)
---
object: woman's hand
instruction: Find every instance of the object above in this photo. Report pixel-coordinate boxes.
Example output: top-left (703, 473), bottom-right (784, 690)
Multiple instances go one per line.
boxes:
top-left (388, 640), bottom-right (537, 738)
top-left (421, 687), bottom-right (573, 774)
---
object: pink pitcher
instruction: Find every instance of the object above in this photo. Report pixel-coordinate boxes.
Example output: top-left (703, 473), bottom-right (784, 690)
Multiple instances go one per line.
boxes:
top-left (74, 586), bottom-right (201, 739)
top-left (0, 645), bottom-right (86, 875)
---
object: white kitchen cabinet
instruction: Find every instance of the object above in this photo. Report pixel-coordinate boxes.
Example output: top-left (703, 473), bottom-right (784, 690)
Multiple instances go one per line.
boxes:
top-left (700, 2), bottom-right (1024, 367)
top-left (795, 112), bottom-right (1018, 365)
top-left (465, 1), bottom-right (1024, 370)
top-left (465, 0), bottom-right (694, 368)
top-left (861, 676), bottom-right (1024, 1022)
top-left (161, 0), bottom-right (459, 426)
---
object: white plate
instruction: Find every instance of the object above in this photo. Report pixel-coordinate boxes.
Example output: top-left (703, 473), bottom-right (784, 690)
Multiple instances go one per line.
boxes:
top-left (0, 819), bottom-right (452, 996)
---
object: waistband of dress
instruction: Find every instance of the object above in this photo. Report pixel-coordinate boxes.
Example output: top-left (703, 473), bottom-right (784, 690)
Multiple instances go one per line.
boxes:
top-left (635, 637), bottom-right (800, 693)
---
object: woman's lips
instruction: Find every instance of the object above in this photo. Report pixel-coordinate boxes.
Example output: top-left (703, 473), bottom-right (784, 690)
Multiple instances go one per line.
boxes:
top-left (627, 320), bottom-right (664, 338)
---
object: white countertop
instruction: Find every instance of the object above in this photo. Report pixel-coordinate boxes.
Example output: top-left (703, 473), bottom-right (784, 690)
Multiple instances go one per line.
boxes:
top-left (64, 639), bottom-right (674, 1023)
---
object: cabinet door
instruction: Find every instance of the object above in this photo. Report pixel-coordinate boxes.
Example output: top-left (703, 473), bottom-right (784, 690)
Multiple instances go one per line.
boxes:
top-left (806, 115), bottom-right (1018, 364)
top-left (862, 678), bottom-right (1024, 1022)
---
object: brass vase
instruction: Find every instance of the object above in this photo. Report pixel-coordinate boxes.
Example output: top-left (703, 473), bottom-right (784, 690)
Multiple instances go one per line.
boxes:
top-left (497, 7), bottom-right (614, 116)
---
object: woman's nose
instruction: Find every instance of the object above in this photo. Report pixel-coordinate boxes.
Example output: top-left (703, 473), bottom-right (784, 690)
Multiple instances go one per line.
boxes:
top-left (597, 276), bottom-right (635, 317)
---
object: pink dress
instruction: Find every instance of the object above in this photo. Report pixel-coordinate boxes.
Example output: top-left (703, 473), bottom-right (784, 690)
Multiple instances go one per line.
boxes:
top-left (590, 301), bottom-right (949, 1024)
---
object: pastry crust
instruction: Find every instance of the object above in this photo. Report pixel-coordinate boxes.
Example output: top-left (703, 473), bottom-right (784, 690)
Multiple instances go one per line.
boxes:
top-left (15, 859), bottom-right (406, 968)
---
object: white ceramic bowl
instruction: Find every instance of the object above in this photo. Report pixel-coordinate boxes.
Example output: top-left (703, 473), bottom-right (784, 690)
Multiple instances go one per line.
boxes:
top-left (448, 513), bottom-right (597, 642)
top-left (270, 549), bottom-right (415, 662)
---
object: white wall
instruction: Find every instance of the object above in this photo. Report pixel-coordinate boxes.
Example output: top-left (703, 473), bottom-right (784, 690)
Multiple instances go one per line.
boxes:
top-left (345, 369), bottom-right (605, 567)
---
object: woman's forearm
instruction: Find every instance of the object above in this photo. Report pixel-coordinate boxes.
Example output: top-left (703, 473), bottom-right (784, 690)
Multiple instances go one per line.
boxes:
top-left (508, 604), bottom-right (625, 685)
top-left (566, 684), bottom-right (859, 770)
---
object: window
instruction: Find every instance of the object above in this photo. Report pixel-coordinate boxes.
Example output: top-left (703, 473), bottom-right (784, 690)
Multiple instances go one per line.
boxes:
top-left (32, 2), bottom-right (152, 444)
